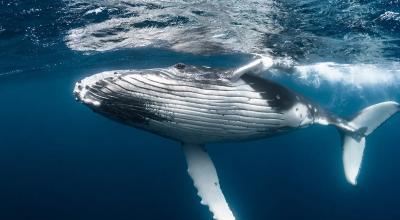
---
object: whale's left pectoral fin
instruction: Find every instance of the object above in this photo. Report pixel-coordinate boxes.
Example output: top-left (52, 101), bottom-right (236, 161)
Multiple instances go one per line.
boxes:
top-left (229, 55), bottom-right (273, 81)
top-left (181, 143), bottom-right (235, 220)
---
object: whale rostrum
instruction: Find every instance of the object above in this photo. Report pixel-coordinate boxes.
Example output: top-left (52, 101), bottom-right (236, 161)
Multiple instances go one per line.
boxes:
top-left (74, 58), bottom-right (400, 220)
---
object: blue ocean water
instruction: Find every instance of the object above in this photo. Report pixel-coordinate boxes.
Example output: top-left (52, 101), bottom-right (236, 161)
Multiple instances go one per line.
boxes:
top-left (1, 0), bottom-right (400, 220)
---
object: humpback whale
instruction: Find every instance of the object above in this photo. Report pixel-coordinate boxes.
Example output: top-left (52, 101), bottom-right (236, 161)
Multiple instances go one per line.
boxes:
top-left (73, 58), bottom-right (399, 220)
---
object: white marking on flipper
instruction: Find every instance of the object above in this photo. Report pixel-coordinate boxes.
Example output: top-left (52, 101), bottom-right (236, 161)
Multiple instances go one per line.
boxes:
top-left (182, 143), bottom-right (235, 220)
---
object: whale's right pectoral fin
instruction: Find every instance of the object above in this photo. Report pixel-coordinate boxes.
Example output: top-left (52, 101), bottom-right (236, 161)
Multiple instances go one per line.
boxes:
top-left (181, 143), bottom-right (235, 220)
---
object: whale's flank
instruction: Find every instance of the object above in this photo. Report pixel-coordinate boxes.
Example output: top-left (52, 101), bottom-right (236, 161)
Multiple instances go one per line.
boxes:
top-left (74, 65), bottom-right (306, 144)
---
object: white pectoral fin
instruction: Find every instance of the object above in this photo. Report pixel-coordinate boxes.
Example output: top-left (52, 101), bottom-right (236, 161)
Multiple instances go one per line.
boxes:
top-left (230, 55), bottom-right (273, 81)
top-left (182, 143), bottom-right (235, 220)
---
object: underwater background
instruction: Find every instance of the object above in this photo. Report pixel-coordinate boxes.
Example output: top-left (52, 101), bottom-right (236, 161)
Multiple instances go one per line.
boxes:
top-left (1, 0), bottom-right (400, 219)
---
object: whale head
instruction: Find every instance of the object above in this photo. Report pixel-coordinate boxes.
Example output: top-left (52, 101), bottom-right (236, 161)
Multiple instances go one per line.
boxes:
top-left (73, 71), bottom-right (120, 108)
top-left (73, 70), bottom-right (171, 128)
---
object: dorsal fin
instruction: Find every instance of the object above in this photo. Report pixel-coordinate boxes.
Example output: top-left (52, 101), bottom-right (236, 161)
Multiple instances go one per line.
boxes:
top-left (229, 56), bottom-right (273, 81)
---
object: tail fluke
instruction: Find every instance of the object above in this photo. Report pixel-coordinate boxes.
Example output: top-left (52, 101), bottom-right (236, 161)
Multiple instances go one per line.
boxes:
top-left (341, 101), bottom-right (399, 185)
top-left (342, 135), bottom-right (366, 185)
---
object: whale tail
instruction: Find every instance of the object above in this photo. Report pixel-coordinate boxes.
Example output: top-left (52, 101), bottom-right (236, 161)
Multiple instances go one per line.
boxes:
top-left (337, 101), bottom-right (399, 185)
